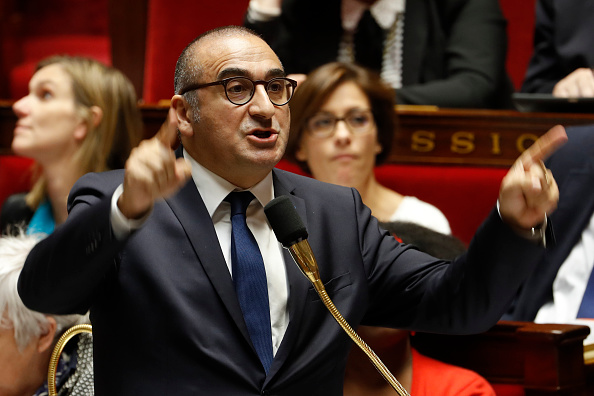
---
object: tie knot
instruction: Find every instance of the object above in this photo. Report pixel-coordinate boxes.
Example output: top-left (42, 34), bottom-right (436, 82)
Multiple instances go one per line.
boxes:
top-left (226, 191), bottom-right (255, 216)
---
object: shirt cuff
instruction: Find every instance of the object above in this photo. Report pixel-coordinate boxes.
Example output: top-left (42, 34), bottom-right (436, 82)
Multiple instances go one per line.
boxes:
top-left (110, 184), bottom-right (152, 240)
top-left (496, 200), bottom-right (548, 247)
top-left (246, 0), bottom-right (282, 23)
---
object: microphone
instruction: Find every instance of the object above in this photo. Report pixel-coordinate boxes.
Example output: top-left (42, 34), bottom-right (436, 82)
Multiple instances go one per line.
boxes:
top-left (263, 195), bottom-right (320, 286)
top-left (264, 196), bottom-right (409, 396)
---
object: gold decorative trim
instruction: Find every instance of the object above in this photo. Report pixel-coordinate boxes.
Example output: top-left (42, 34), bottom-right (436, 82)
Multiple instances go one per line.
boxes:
top-left (48, 324), bottom-right (93, 396)
top-left (289, 240), bottom-right (410, 396)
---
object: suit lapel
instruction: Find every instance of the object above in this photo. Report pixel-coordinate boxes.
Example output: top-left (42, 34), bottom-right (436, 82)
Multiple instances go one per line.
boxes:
top-left (165, 166), bottom-right (318, 378)
top-left (549, 163), bottom-right (594, 269)
top-left (265, 170), bottom-right (314, 381)
top-left (164, 178), bottom-right (253, 346)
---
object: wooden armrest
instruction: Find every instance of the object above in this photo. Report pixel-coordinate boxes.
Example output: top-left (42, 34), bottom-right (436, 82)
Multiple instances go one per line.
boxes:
top-left (411, 321), bottom-right (590, 395)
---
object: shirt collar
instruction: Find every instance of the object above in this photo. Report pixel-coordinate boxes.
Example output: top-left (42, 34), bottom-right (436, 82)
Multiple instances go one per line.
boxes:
top-left (183, 148), bottom-right (275, 217)
top-left (341, 0), bottom-right (406, 31)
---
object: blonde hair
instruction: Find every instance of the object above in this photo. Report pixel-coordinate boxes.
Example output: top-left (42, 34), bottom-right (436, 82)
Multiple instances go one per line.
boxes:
top-left (26, 56), bottom-right (143, 209)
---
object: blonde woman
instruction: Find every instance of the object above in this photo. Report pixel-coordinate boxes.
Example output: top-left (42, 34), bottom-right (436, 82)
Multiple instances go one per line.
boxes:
top-left (1, 56), bottom-right (143, 234)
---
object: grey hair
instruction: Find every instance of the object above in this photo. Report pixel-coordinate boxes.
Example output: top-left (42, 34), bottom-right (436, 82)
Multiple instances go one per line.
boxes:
top-left (0, 231), bottom-right (88, 351)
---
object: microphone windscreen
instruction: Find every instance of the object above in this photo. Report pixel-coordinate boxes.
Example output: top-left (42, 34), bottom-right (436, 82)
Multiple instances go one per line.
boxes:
top-left (264, 196), bottom-right (308, 247)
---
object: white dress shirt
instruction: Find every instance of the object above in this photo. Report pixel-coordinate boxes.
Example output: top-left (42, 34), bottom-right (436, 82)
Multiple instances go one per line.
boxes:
top-left (340, 0), bottom-right (405, 31)
top-left (535, 211), bottom-right (594, 344)
top-left (111, 148), bottom-right (289, 355)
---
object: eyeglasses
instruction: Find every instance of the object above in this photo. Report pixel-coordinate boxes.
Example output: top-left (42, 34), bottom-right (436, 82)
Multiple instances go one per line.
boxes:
top-left (306, 109), bottom-right (375, 138)
top-left (180, 76), bottom-right (297, 106)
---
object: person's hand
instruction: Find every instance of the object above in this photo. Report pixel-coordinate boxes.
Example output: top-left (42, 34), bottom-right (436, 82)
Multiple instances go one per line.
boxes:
top-left (498, 125), bottom-right (568, 230)
top-left (250, 0), bottom-right (282, 12)
top-left (553, 68), bottom-right (594, 98)
top-left (157, 105), bottom-right (179, 145)
top-left (118, 106), bottom-right (192, 219)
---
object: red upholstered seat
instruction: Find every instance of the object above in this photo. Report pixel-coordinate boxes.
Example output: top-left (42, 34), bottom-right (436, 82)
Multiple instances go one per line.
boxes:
top-left (9, 35), bottom-right (112, 99)
top-left (0, 156), bottom-right (34, 208)
top-left (275, 159), bottom-right (507, 245)
top-left (142, 0), bottom-right (250, 103)
top-left (499, 0), bottom-right (537, 90)
top-left (375, 164), bottom-right (506, 245)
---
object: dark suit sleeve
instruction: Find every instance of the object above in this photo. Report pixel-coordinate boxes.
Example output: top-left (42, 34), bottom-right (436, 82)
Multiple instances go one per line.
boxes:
top-left (360, 198), bottom-right (547, 334)
top-left (18, 171), bottom-right (128, 315)
top-left (397, 0), bottom-right (511, 108)
top-left (521, 0), bottom-right (560, 93)
top-left (245, 0), bottom-right (344, 75)
top-left (244, 13), bottom-right (282, 51)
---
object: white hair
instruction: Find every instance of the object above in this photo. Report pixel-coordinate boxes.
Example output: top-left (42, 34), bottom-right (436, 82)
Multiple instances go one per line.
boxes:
top-left (0, 231), bottom-right (87, 351)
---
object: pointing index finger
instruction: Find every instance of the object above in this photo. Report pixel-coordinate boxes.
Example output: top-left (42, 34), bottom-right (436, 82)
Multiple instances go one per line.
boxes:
top-left (155, 105), bottom-right (180, 149)
top-left (520, 125), bottom-right (568, 169)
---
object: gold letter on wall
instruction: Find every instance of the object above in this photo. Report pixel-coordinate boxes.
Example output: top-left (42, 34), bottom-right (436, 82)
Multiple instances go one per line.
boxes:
top-left (451, 132), bottom-right (475, 154)
top-left (411, 130), bottom-right (435, 152)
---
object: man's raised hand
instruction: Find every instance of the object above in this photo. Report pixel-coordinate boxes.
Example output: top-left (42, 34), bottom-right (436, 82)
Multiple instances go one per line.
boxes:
top-left (118, 106), bottom-right (192, 219)
top-left (498, 125), bottom-right (568, 231)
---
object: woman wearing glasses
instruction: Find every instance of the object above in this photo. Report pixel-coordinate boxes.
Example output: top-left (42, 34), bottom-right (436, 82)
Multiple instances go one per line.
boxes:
top-left (285, 62), bottom-right (450, 234)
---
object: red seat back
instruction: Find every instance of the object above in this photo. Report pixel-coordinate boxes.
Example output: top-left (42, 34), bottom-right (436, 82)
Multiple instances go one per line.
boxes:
top-left (0, 156), bottom-right (34, 208)
top-left (276, 159), bottom-right (507, 245)
top-left (142, 0), bottom-right (250, 103)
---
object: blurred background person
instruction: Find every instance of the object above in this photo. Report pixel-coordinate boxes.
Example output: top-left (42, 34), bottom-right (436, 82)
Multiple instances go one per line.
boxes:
top-left (379, 220), bottom-right (466, 256)
top-left (503, 124), bottom-right (594, 345)
top-left (0, 231), bottom-right (92, 395)
top-left (245, 0), bottom-right (513, 108)
top-left (0, 55), bottom-right (143, 235)
top-left (521, 0), bottom-right (594, 97)
top-left (345, 221), bottom-right (494, 396)
top-left (285, 62), bottom-right (451, 234)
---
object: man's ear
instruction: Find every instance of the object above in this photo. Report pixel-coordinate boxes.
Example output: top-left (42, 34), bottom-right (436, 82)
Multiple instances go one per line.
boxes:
top-left (37, 316), bottom-right (57, 353)
top-left (171, 95), bottom-right (194, 138)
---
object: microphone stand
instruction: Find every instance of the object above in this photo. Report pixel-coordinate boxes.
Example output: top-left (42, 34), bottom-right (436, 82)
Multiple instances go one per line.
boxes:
top-left (288, 239), bottom-right (410, 396)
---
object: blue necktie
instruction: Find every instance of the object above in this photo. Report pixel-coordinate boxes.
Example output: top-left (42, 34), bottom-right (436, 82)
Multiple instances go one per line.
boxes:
top-left (226, 191), bottom-right (273, 373)
top-left (577, 268), bottom-right (594, 318)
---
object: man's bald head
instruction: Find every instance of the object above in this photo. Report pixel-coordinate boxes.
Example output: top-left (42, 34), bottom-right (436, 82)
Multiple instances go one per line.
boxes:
top-left (174, 26), bottom-right (267, 96)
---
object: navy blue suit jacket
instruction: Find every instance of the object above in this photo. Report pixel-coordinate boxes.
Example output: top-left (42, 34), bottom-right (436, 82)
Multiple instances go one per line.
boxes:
top-left (505, 125), bottom-right (594, 321)
top-left (521, 0), bottom-right (594, 94)
top-left (19, 167), bottom-right (545, 395)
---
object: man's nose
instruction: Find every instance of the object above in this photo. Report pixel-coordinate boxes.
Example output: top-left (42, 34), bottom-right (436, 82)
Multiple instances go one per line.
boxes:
top-left (248, 85), bottom-right (275, 118)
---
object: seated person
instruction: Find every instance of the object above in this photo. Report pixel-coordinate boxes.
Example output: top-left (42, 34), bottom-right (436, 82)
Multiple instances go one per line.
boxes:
top-left (345, 221), bottom-right (495, 396)
top-left (0, 55), bottom-right (143, 235)
top-left (380, 220), bottom-right (467, 253)
top-left (521, 0), bottom-right (594, 97)
top-left (16, 26), bottom-right (567, 394)
top-left (245, 0), bottom-right (514, 108)
top-left (503, 124), bottom-right (594, 345)
top-left (285, 62), bottom-right (451, 234)
top-left (0, 231), bottom-right (92, 395)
